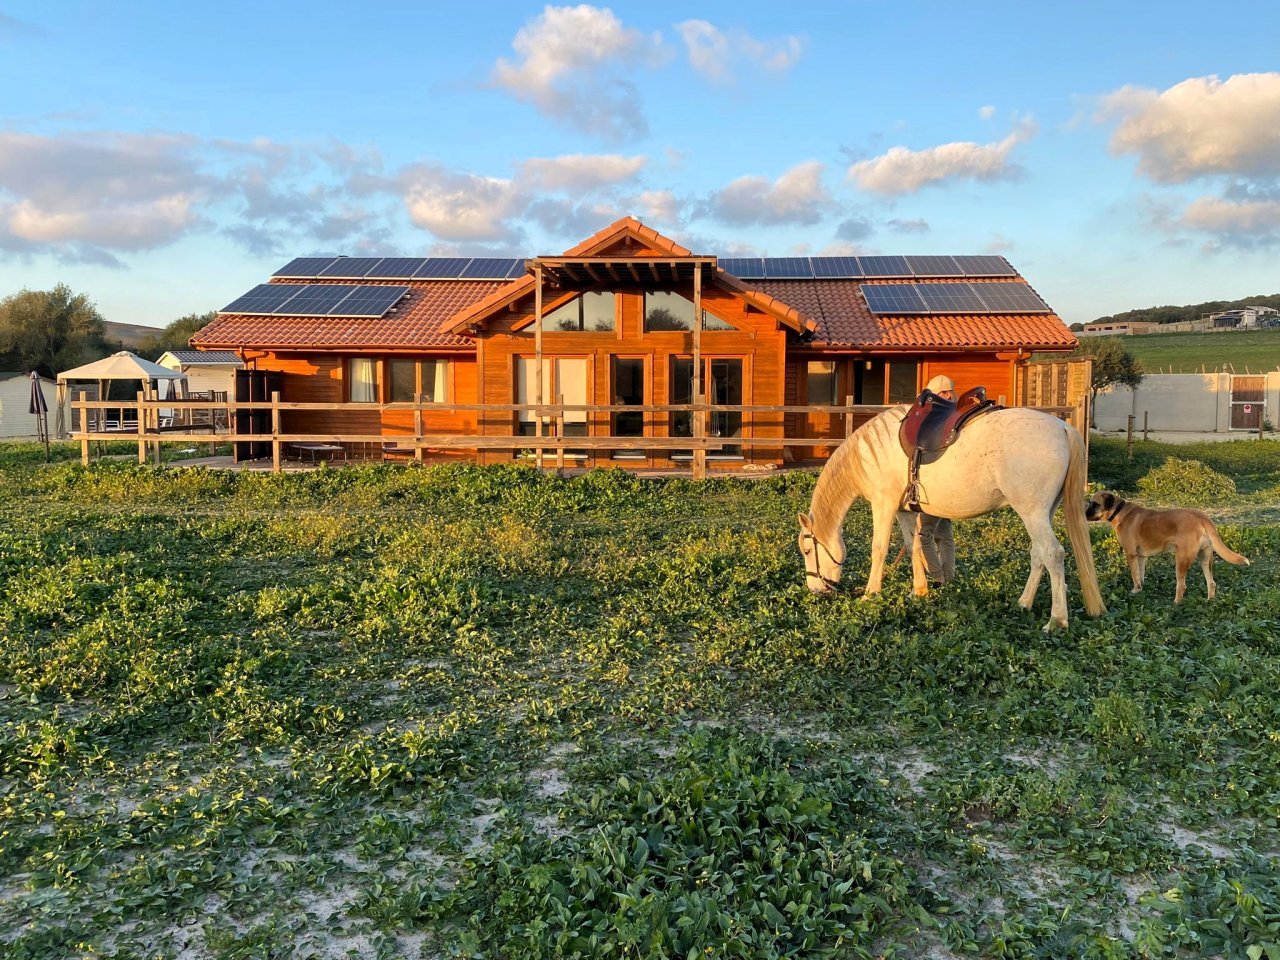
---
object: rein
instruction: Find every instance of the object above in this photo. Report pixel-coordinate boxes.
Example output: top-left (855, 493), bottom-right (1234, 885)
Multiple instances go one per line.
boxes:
top-left (800, 529), bottom-right (843, 591)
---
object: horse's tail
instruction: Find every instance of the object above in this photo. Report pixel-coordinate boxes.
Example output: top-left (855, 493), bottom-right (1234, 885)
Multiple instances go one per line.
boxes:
top-left (1062, 425), bottom-right (1106, 617)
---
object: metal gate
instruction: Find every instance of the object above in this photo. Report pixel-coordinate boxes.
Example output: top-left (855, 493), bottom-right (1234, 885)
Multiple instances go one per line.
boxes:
top-left (1230, 375), bottom-right (1265, 430)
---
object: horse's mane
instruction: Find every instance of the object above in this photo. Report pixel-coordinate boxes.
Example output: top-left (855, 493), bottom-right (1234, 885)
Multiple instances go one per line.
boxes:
top-left (809, 406), bottom-right (906, 528)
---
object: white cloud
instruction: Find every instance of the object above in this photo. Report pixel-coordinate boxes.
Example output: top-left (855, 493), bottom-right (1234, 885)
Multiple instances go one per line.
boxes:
top-left (708, 161), bottom-right (830, 226)
top-left (676, 20), bottom-right (803, 84)
top-left (400, 165), bottom-right (524, 243)
top-left (0, 131), bottom-right (213, 258)
top-left (978, 105), bottom-right (996, 120)
top-left (847, 121), bottom-right (1036, 195)
top-left (518, 153), bottom-right (647, 192)
top-left (1098, 73), bottom-right (1280, 183)
top-left (635, 189), bottom-right (679, 223)
top-left (886, 218), bottom-right (930, 234)
top-left (1179, 196), bottom-right (1280, 235)
top-left (492, 5), bottom-right (663, 140)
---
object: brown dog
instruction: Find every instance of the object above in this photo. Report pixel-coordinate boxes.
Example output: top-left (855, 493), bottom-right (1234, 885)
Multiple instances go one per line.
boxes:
top-left (1085, 491), bottom-right (1250, 603)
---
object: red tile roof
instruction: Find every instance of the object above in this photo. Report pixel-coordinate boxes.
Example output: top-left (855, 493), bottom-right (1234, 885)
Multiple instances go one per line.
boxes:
top-left (192, 280), bottom-right (501, 350)
top-left (750, 279), bottom-right (1077, 350)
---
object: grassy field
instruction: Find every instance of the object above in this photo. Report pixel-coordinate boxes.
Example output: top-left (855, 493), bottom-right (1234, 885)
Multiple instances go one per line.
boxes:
top-left (1093, 330), bottom-right (1280, 375)
top-left (1, 438), bottom-right (1278, 959)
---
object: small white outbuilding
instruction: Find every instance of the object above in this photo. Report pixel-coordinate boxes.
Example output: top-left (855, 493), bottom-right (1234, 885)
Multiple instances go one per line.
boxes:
top-left (155, 350), bottom-right (243, 400)
top-left (0, 372), bottom-right (57, 440)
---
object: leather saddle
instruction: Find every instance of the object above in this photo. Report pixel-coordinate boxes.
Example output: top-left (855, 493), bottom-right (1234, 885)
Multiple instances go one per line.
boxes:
top-left (899, 386), bottom-right (1003, 510)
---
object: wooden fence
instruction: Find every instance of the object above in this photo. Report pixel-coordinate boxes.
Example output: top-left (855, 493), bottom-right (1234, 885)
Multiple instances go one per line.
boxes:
top-left (70, 390), bottom-right (1084, 479)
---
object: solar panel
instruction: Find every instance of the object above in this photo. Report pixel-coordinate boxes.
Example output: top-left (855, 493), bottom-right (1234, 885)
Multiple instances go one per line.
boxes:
top-left (906, 255), bottom-right (963, 277)
top-left (973, 282), bottom-right (1050, 313)
top-left (862, 284), bottom-right (929, 314)
top-left (274, 257), bottom-right (339, 278)
top-left (327, 285), bottom-right (410, 317)
top-left (915, 282), bottom-right (990, 313)
top-left (221, 284), bottom-right (305, 315)
top-left (274, 284), bottom-right (363, 316)
top-left (857, 255), bottom-right (912, 278)
top-left (954, 255), bottom-right (1017, 277)
top-left (413, 257), bottom-right (472, 279)
top-left (718, 257), bottom-right (765, 279)
top-left (811, 256), bottom-right (864, 278)
top-left (760, 257), bottom-right (813, 279)
top-left (317, 257), bottom-right (384, 279)
top-left (460, 257), bottom-right (523, 279)
top-left (365, 257), bottom-right (429, 279)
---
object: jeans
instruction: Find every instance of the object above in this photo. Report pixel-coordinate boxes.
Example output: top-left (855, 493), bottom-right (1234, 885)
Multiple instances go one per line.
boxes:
top-left (896, 512), bottom-right (955, 583)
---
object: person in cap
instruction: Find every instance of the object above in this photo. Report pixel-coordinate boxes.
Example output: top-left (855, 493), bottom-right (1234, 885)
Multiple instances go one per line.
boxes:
top-left (925, 374), bottom-right (955, 400)
top-left (897, 373), bottom-right (957, 583)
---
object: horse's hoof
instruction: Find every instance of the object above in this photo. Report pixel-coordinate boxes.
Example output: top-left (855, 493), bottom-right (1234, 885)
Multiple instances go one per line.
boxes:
top-left (1017, 597), bottom-right (1034, 611)
top-left (1042, 618), bottom-right (1067, 633)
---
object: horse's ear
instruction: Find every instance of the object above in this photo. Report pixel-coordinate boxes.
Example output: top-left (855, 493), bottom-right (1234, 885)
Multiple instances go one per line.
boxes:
top-left (797, 512), bottom-right (812, 530)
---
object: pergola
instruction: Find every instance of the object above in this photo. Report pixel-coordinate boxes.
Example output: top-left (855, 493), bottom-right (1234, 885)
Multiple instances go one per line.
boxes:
top-left (55, 351), bottom-right (188, 438)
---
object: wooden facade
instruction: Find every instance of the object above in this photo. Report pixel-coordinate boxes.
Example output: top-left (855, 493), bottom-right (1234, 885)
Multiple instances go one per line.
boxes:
top-left (192, 217), bottom-right (1079, 468)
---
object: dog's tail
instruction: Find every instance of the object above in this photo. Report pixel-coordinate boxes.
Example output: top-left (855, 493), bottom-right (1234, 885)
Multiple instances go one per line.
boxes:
top-left (1063, 425), bottom-right (1106, 617)
top-left (1203, 520), bottom-right (1250, 566)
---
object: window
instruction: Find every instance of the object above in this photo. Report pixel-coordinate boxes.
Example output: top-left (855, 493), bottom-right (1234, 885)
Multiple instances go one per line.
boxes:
top-left (388, 360), bottom-right (450, 403)
top-left (669, 358), bottom-right (743, 458)
top-left (612, 357), bottom-right (645, 459)
top-left (542, 292), bottom-right (615, 332)
top-left (348, 358), bottom-right (378, 403)
top-left (856, 359), bottom-right (919, 404)
top-left (644, 291), bottom-right (736, 332)
top-left (887, 361), bottom-right (919, 403)
top-left (515, 357), bottom-right (589, 458)
top-left (806, 361), bottom-right (839, 406)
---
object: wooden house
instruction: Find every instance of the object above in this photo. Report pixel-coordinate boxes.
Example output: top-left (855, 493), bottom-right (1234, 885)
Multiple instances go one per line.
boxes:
top-left (191, 217), bottom-right (1078, 467)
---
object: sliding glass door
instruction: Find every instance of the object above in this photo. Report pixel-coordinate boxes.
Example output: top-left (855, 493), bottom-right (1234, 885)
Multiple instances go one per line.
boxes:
top-left (669, 357), bottom-right (744, 458)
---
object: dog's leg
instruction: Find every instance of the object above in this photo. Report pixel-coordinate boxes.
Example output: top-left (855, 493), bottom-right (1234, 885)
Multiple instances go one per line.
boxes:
top-left (1174, 548), bottom-right (1194, 604)
top-left (1136, 554), bottom-right (1147, 593)
top-left (1199, 545), bottom-right (1216, 599)
top-left (1126, 553), bottom-right (1143, 594)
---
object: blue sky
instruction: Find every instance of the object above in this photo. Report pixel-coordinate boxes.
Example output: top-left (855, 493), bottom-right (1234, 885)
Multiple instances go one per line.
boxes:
top-left (3, 1), bottom-right (1280, 331)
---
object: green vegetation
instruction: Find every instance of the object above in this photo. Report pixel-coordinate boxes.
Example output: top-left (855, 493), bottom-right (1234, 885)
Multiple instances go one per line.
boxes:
top-left (1093, 293), bottom-right (1280, 328)
top-left (0, 437), bottom-right (1277, 958)
top-left (1101, 331), bottom-right (1280, 375)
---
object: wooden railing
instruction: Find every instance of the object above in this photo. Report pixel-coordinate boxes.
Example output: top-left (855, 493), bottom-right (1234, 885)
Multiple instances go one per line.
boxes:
top-left (70, 391), bottom-right (1083, 479)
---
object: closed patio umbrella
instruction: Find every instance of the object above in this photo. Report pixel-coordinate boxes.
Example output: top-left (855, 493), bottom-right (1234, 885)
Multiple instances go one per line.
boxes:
top-left (29, 371), bottom-right (50, 461)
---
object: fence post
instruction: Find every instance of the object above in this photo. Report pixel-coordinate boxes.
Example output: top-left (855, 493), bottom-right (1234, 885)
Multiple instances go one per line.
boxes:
top-left (414, 392), bottom-right (425, 463)
top-left (271, 390), bottom-right (282, 473)
top-left (137, 390), bottom-right (147, 464)
top-left (556, 393), bottom-right (565, 476)
top-left (844, 394), bottom-right (854, 438)
top-left (1126, 414), bottom-right (1135, 461)
top-left (79, 390), bottom-right (90, 466)
top-left (1143, 411), bottom-right (1149, 442)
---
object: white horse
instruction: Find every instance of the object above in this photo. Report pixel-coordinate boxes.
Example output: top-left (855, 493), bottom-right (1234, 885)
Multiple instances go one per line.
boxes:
top-left (797, 406), bottom-right (1105, 630)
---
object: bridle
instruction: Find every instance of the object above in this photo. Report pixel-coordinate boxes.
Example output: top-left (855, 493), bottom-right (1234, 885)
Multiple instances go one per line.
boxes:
top-left (800, 529), bottom-right (843, 591)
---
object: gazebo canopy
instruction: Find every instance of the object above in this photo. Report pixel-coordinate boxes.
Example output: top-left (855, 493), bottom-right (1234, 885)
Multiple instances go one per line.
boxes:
top-left (57, 351), bottom-right (187, 383)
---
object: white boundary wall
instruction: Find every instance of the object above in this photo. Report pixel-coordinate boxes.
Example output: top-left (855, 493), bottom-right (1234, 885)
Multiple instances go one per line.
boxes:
top-left (1095, 371), bottom-right (1280, 432)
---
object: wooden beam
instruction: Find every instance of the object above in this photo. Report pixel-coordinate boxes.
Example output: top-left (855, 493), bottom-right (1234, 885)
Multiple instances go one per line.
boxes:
top-left (535, 262), bottom-right (544, 470)
top-left (583, 262), bottom-right (603, 284)
top-left (692, 265), bottom-right (704, 481)
top-left (648, 261), bottom-right (661, 283)
top-left (627, 262), bottom-right (641, 283)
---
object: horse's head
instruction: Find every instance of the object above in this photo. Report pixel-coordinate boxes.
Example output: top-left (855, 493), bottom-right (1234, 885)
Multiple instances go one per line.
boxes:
top-left (797, 511), bottom-right (845, 593)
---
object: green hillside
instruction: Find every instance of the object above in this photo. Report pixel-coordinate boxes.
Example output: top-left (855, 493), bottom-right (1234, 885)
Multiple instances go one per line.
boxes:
top-left (1109, 330), bottom-right (1280, 374)
top-left (1093, 293), bottom-right (1280, 326)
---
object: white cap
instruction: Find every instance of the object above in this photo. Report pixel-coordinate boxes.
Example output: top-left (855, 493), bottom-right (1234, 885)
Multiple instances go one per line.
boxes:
top-left (926, 375), bottom-right (954, 394)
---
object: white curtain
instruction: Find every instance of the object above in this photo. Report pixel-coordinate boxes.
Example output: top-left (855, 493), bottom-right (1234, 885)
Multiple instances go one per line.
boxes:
top-left (348, 358), bottom-right (378, 402)
top-left (423, 360), bottom-right (448, 403)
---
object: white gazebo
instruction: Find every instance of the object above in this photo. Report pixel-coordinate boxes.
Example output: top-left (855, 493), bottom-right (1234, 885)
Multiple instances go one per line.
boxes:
top-left (56, 351), bottom-right (188, 437)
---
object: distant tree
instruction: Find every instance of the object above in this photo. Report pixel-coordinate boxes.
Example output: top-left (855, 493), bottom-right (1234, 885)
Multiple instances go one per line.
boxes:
top-left (0, 284), bottom-right (110, 376)
top-left (1069, 337), bottom-right (1145, 425)
top-left (1068, 322), bottom-right (1084, 332)
top-left (137, 311), bottom-right (218, 358)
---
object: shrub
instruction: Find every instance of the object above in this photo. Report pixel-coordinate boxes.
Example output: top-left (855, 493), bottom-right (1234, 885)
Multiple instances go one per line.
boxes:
top-left (1136, 457), bottom-right (1236, 505)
